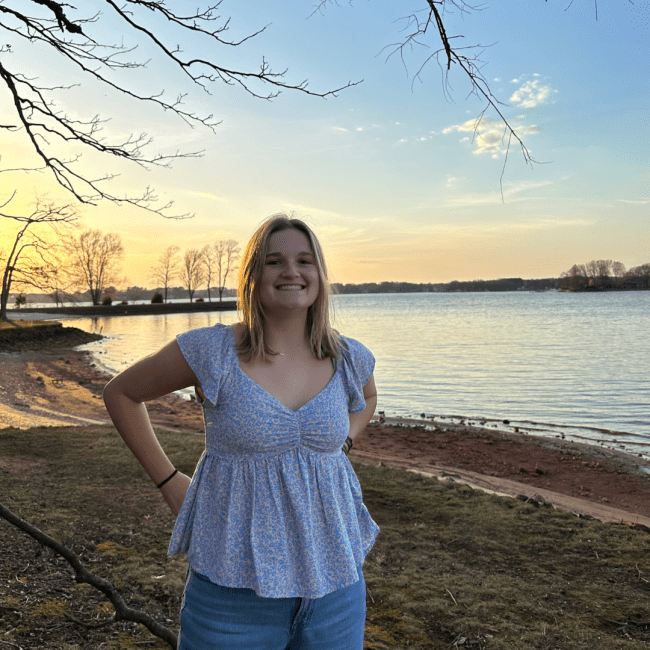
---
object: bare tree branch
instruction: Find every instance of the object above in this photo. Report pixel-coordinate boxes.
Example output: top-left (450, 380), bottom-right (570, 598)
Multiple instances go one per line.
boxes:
top-left (0, 500), bottom-right (177, 649)
top-left (0, 1), bottom-right (361, 217)
top-left (318, 0), bottom-right (552, 187)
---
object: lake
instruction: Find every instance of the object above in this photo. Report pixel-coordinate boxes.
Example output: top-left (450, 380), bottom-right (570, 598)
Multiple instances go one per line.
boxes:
top-left (40, 291), bottom-right (650, 459)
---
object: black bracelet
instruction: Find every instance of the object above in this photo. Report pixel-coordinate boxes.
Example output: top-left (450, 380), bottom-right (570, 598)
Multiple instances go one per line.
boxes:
top-left (342, 436), bottom-right (353, 455)
top-left (156, 469), bottom-right (178, 489)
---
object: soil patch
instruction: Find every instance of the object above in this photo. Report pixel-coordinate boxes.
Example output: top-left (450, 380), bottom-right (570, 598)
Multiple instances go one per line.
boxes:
top-left (350, 423), bottom-right (650, 520)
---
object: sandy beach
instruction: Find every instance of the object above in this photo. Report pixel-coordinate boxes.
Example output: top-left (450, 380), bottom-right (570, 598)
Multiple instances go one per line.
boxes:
top-left (2, 326), bottom-right (650, 528)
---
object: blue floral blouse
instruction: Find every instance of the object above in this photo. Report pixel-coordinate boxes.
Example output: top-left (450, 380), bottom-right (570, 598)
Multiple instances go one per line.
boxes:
top-left (168, 323), bottom-right (380, 599)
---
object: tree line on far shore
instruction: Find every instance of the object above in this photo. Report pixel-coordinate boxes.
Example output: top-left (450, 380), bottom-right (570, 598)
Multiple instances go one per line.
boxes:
top-left (559, 260), bottom-right (650, 292)
top-left (333, 277), bottom-right (559, 294)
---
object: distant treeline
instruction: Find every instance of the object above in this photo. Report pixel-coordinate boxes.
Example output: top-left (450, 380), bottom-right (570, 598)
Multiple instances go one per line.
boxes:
top-left (559, 260), bottom-right (650, 292)
top-left (332, 278), bottom-right (559, 294)
top-left (17, 285), bottom-right (237, 306)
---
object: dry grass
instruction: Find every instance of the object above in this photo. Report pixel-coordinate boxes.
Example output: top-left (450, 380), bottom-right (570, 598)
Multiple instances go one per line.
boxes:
top-left (1, 425), bottom-right (649, 649)
top-left (357, 462), bottom-right (650, 649)
top-left (0, 319), bottom-right (61, 330)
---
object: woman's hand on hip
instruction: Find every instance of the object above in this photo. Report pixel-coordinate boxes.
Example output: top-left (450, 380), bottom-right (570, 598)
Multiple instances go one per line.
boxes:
top-left (160, 472), bottom-right (191, 517)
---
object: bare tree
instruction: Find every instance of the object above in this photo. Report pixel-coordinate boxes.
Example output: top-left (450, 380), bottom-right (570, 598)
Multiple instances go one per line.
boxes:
top-left (611, 261), bottom-right (626, 286)
top-left (0, 196), bottom-right (78, 319)
top-left (215, 239), bottom-right (240, 302)
top-left (181, 248), bottom-right (205, 302)
top-left (202, 244), bottom-right (217, 302)
top-left (559, 264), bottom-right (588, 292)
top-left (0, 2), bottom-right (358, 216)
top-left (150, 245), bottom-right (180, 304)
top-left (584, 259), bottom-right (613, 288)
top-left (66, 229), bottom-right (125, 305)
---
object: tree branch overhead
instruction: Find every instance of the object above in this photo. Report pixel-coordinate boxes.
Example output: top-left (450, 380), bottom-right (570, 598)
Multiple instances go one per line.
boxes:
top-left (0, 1), bottom-right (360, 216)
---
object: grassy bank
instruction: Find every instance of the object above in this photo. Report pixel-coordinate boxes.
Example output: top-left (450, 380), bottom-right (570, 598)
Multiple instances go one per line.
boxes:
top-left (1, 425), bottom-right (649, 649)
top-left (0, 319), bottom-right (103, 351)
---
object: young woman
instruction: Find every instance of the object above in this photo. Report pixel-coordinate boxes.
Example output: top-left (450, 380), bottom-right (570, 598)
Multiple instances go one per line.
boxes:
top-left (103, 215), bottom-right (379, 649)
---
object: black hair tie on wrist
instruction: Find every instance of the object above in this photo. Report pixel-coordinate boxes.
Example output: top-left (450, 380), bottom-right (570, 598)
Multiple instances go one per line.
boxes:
top-left (157, 469), bottom-right (178, 489)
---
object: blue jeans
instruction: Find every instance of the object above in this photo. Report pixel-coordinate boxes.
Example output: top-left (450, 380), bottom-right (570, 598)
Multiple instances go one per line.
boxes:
top-left (178, 568), bottom-right (366, 650)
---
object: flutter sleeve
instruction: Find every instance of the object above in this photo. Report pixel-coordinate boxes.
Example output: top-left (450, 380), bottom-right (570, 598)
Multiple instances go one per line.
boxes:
top-left (339, 336), bottom-right (376, 414)
top-left (176, 324), bottom-right (230, 405)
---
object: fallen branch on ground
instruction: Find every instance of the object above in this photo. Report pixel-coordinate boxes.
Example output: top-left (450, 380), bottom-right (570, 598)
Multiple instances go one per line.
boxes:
top-left (0, 501), bottom-right (177, 649)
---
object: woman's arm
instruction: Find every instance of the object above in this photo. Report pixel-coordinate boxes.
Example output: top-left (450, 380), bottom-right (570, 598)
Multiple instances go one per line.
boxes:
top-left (348, 374), bottom-right (378, 444)
top-left (102, 339), bottom-right (198, 515)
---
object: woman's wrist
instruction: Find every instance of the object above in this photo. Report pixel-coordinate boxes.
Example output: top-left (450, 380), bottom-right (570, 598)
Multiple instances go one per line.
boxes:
top-left (156, 468), bottom-right (178, 489)
top-left (342, 436), bottom-right (353, 455)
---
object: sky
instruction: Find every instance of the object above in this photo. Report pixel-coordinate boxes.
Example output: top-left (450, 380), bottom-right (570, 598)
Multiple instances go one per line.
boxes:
top-left (0, 0), bottom-right (648, 288)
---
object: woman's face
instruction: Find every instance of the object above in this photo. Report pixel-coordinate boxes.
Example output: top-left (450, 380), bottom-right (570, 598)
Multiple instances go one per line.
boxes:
top-left (259, 228), bottom-right (320, 314)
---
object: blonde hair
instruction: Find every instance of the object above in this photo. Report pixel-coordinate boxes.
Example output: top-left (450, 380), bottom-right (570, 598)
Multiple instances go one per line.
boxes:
top-left (237, 214), bottom-right (340, 361)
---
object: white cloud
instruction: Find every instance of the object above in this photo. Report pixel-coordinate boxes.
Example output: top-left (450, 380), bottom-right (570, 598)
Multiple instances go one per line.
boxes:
top-left (510, 79), bottom-right (557, 108)
top-left (332, 126), bottom-right (348, 132)
top-left (619, 197), bottom-right (650, 205)
top-left (443, 117), bottom-right (540, 157)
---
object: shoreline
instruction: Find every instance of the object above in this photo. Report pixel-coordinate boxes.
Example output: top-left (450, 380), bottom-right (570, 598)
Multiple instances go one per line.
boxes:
top-left (1, 339), bottom-right (650, 525)
top-left (376, 413), bottom-right (650, 462)
top-left (8, 299), bottom-right (237, 318)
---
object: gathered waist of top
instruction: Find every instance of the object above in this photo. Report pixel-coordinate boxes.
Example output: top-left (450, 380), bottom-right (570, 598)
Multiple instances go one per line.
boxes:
top-left (202, 445), bottom-right (345, 461)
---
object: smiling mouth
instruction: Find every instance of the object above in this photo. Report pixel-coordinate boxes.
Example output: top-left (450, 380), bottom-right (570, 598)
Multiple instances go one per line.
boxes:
top-left (276, 285), bottom-right (305, 290)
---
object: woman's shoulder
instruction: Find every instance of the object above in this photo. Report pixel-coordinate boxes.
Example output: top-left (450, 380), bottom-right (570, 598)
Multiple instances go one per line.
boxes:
top-left (176, 322), bottom-right (235, 354)
top-left (337, 334), bottom-right (374, 367)
top-left (338, 334), bottom-right (372, 354)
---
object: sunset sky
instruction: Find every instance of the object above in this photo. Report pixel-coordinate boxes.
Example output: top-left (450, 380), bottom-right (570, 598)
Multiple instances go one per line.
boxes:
top-left (1, 0), bottom-right (647, 288)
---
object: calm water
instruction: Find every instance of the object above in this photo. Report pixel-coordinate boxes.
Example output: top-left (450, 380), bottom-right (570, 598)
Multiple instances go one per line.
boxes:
top-left (40, 291), bottom-right (650, 458)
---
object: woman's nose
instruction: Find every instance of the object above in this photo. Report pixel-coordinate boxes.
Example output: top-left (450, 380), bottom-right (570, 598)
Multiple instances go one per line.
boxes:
top-left (282, 260), bottom-right (300, 276)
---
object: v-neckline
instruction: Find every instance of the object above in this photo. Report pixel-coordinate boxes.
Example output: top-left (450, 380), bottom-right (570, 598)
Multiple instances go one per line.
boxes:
top-left (228, 326), bottom-right (339, 414)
